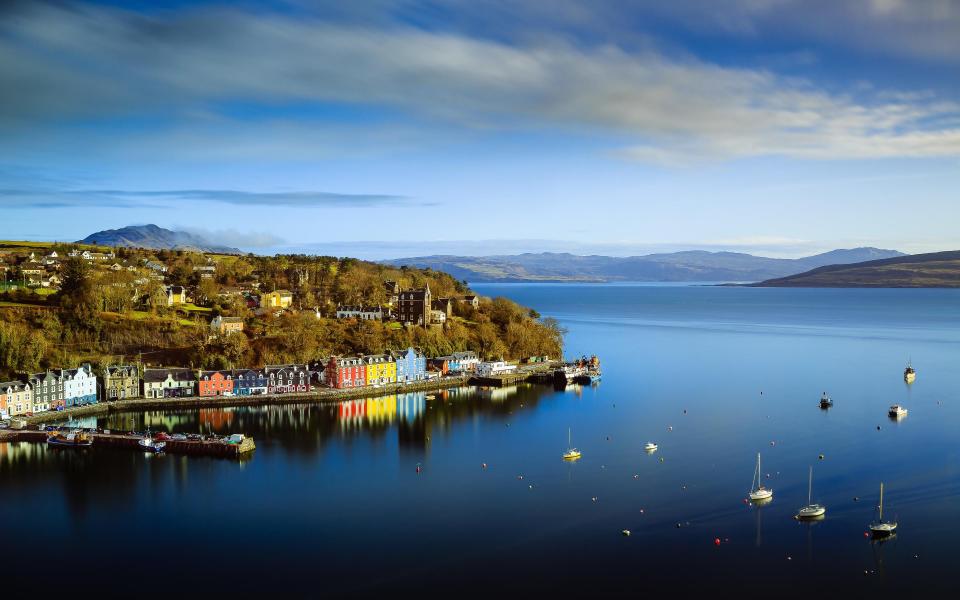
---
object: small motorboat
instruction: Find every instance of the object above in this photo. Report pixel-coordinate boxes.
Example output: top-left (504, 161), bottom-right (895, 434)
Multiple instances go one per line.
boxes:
top-left (748, 452), bottom-right (773, 502)
top-left (47, 431), bottom-right (93, 448)
top-left (889, 404), bottom-right (908, 418)
top-left (644, 442), bottom-right (658, 452)
top-left (138, 437), bottom-right (166, 453)
top-left (562, 427), bottom-right (581, 461)
top-left (795, 466), bottom-right (826, 519)
top-left (869, 482), bottom-right (897, 538)
top-left (904, 361), bottom-right (916, 383)
top-left (819, 393), bottom-right (833, 409)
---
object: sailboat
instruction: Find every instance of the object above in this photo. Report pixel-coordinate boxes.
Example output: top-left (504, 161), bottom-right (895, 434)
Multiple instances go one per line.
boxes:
top-left (562, 427), bottom-right (581, 460)
top-left (795, 466), bottom-right (826, 519)
top-left (904, 360), bottom-right (916, 383)
top-left (748, 452), bottom-right (773, 502)
top-left (869, 482), bottom-right (897, 537)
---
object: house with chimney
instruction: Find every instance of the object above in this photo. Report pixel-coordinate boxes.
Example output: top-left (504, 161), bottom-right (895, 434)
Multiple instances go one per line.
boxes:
top-left (397, 285), bottom-right (431, 326)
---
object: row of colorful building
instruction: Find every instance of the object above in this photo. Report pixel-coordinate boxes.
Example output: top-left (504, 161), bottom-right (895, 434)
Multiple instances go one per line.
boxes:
top-left (0, 350), bottom-right (483, 418)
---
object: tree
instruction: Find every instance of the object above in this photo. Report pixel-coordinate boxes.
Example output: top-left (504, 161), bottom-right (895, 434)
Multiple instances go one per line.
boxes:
top-left (58, 257), bottom-right (98, 326)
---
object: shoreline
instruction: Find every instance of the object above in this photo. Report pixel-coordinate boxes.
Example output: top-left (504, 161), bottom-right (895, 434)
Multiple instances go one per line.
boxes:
top-left (16, 375), bottom-right (472, 426)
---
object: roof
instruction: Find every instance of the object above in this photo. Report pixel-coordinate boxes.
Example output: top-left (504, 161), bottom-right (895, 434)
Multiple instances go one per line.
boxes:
top-left (400, 287), bottom-right (430, 300)
top-left (104, 365), bottom-right (138, 376)
top-left (142, 368), bottom-right (195, 383)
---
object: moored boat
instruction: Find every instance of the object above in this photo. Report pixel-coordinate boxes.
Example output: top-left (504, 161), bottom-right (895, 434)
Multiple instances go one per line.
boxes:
top-left (869, 482), bottom-right (897, 538)
top-left (795, 466), bottom-right (826, 519)
top-left (644, 442), bottom-right (658, 452)
top-left (138, 437), bottom-right (166, 453)
top-left (888, 404), bottom-right (908, 418)
top-left (562, 427), bottom-right (581, 461)
top-left (46, 431), bottom-right (93, 448)
top-left (819, 392), bottom-right (833, 409)
top-left (748, 452), bottom-right (773, 503)
top-left (904, 361), bottom-right (916, 383)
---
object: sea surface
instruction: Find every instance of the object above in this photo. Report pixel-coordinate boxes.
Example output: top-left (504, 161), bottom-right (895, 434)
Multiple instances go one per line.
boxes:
top-left (3, 284), bottom-right (960, 596)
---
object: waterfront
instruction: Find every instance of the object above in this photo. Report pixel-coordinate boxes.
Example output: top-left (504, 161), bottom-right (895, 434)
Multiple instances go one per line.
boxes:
top-left (3, 284), bottom-right (960, 596)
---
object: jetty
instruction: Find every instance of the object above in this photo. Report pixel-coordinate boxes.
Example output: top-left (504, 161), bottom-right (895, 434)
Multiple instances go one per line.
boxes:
top-left (0, 429), bottom-right (255, 459)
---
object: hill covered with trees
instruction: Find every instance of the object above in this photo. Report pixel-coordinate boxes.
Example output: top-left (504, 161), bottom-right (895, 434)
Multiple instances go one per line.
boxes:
top-left (0, 241), bottom-right (563, 379)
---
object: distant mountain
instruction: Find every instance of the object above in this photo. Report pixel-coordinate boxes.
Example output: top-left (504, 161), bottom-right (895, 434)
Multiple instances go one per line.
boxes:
top-left (78, 225), bottom-right (241, 254)
top-left (386, 247), bottom-right (906, 283)
top-left (753, 250), bottom-right (960, 287)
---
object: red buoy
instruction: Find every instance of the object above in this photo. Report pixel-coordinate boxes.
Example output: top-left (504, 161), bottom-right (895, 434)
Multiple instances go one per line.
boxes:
top-left (714, 538), bottom-right (721, 546)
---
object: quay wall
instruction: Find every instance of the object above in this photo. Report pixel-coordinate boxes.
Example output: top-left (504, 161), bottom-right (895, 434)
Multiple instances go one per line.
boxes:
top-left (11, 361), bottom-right (561, 426)
top-left (2, 430), bottom-right (255, 458)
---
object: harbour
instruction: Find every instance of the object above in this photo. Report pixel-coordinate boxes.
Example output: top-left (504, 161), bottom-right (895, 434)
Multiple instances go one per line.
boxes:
top-left (0, 428), bottom-right (256, 458)
top-left (3, 284), bottom-right (960, 596)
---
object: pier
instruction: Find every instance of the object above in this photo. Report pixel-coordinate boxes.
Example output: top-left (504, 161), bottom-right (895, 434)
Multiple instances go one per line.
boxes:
top-left (0, 429), bottom-right (256, 458)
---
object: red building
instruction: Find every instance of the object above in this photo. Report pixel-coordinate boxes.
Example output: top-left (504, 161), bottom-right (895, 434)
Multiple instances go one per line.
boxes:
top-left (325, 357), bottom-right (367, 389)
top-left (198, 370), bottom-right (234, 396)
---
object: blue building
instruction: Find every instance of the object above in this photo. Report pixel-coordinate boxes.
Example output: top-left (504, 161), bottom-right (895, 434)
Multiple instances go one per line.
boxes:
top-left (233, 369), bottom-right (268, 396)
top-left (393, 347), bottom-right (427, 383)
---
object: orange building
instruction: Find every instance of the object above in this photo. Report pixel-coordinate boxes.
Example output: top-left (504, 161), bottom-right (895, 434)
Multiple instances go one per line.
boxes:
top-left (198, 370), bottom-right (234, 397)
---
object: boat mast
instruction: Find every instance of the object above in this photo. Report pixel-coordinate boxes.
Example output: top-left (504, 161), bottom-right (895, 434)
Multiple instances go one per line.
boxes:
top-left (879, 482), bottom-right (884, 522)
top-left (757, 453), bottom-right (761, 490)
top-left (568, 427), bottom-right (571, 448)
top-left (808, 466), bottom-right (813, 505)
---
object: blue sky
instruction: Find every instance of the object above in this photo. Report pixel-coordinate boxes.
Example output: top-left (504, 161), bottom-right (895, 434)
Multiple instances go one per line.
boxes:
top-left (1, 0), bottom-right (958, 259)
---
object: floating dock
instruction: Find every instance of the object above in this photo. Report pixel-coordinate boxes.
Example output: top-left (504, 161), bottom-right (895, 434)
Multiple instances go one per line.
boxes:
top-left (0, 429), bottom-right (255, 458)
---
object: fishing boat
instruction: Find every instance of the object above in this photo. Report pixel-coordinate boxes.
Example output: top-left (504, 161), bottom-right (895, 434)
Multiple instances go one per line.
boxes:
top-left (904, 361), bottom-right (916, 384)
top-left (46, 431), bottom-right (93, 448)
top-left (795, 466), bottom-right (826, 519)
top-left (748, 452), bottom-right (773, 502)
top-left (819, 392), bottom-right (833, 409)
top-left (555, 364), bottom-right (587, 386)
top-left (644, 442), bottom-right (658, 452)
top-left (138, 437), bottom-right (166, 453)
top-left (888, 404), bottom-right (908, 418)
top-left (562, 427), bottom-right (581, 461)
top-left (869, 482), bottom-right (897, 537)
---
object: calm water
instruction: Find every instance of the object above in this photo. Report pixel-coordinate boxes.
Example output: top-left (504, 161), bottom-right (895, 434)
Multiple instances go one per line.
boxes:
top-left (3, 284), bottom-right (960, 596)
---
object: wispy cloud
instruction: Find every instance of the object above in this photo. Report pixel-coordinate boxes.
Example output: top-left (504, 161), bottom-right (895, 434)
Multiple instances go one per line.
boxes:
top-left (0, 188), bottom-right (407, 209)
top-left (1, 2), bottom-right (957, 164)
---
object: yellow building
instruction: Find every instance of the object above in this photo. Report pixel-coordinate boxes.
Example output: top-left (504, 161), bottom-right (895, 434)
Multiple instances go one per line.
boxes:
top-left (261, 290), bottom-right (293, 309)
top-left (364, 354), bottom-right (397, 385)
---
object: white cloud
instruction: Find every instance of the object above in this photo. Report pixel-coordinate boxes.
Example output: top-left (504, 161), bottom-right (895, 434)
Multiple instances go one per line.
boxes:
top-left (0, 2), bottom-right (958, 164)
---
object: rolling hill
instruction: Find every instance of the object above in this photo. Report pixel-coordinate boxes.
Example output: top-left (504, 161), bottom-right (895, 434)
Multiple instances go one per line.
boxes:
top-left (753, 250), bottom-right (960, 287)
top-left (386, 247), bottom-right (905, 283)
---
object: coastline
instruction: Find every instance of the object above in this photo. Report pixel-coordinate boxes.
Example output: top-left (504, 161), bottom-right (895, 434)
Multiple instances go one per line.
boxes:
top-left (17, 374), bottom-right (471, 426)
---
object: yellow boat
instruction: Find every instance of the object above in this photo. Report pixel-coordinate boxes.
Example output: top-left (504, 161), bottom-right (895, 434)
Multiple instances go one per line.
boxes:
top-left (904, 361), bottom-right (916, 383)
top-left (562, 427), bottom-right (581, 460)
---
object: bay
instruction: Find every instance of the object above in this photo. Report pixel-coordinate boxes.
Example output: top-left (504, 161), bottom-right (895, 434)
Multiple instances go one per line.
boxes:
top-left (3, 283), bottom-right (959, 596)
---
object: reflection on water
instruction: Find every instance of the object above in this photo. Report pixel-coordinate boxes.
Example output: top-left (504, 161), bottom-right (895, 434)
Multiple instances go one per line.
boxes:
top-left (4, 285), bottom-right (960, 596)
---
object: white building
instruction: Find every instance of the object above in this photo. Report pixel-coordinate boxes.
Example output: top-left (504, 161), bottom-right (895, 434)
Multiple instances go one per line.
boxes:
top-left (430, 309), bottom-right (447, 324)
top-left (475, 361), bottom-right (517, 377)
top-left (63, 365), bottom-right (97, 406)
top-left (336, 305), bottom-right (384, 321)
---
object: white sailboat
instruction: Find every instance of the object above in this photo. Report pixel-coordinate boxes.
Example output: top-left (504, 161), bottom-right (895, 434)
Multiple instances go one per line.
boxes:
top-left (562, 427), bottom-right (581, 460)
top-left (869, 482), bottom-right (897, 537)
top-left (748, 452), bottom-right (773, 502)
top-left (795, 466), bottom-right (826, 519)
